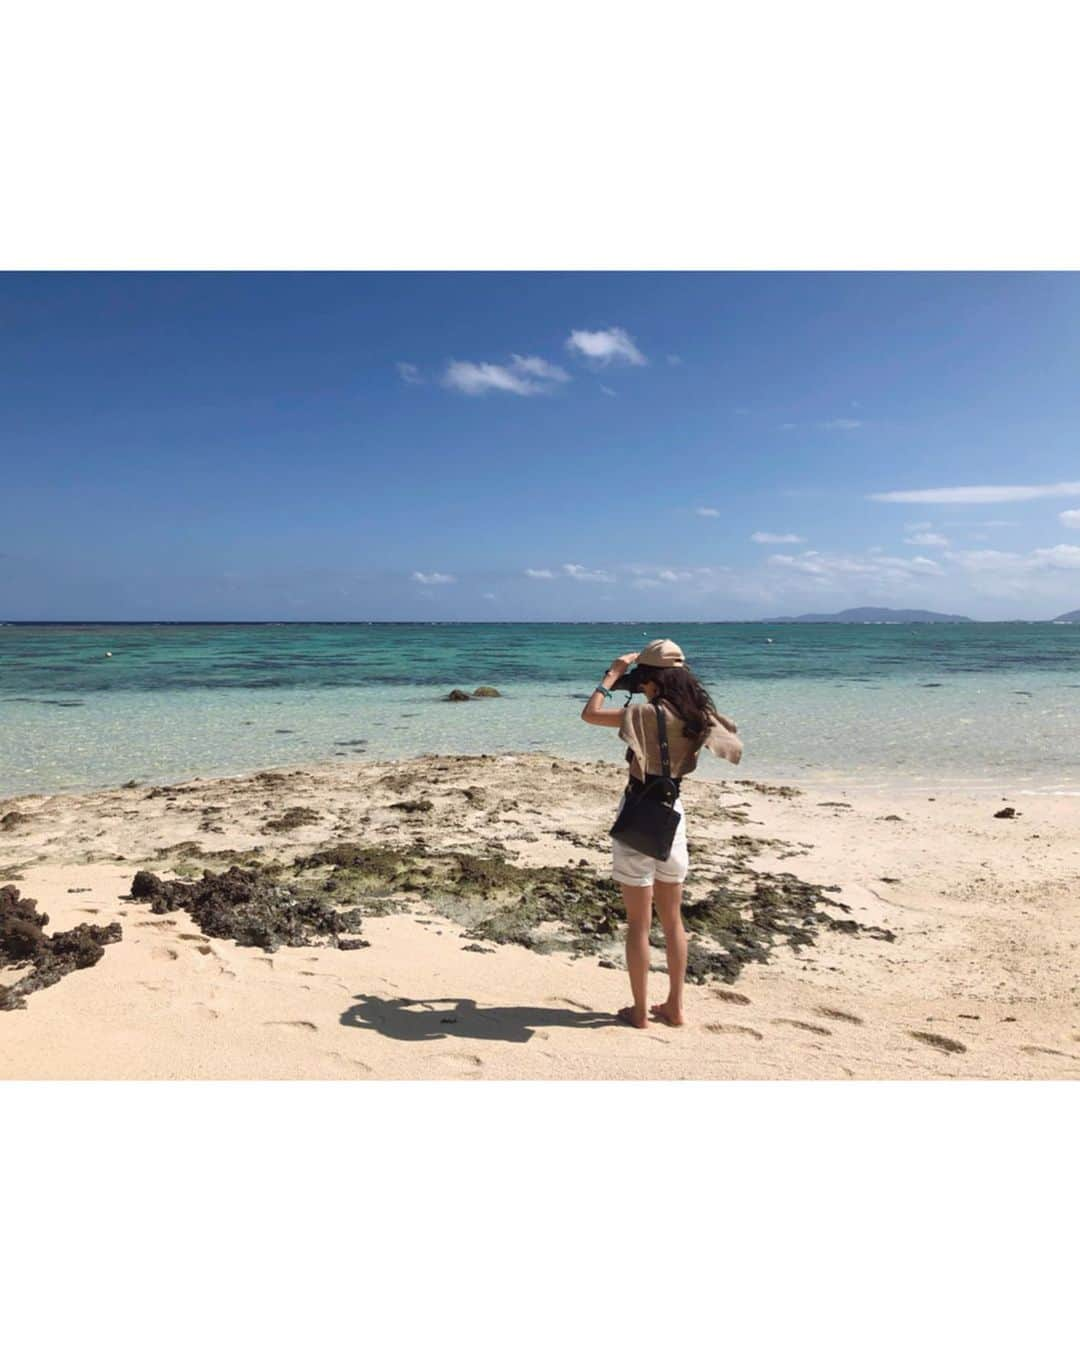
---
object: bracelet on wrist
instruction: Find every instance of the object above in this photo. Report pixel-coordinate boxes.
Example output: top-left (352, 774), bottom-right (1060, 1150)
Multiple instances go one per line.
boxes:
top-left (594, 684), bottom-right (613, 700)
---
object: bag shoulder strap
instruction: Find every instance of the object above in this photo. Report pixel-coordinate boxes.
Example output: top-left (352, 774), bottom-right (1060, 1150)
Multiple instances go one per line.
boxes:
top-left (653, 701), bottom-right (672, 779)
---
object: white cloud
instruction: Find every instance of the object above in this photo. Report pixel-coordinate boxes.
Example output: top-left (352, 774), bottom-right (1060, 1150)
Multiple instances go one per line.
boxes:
top-left (600, 385), bottom-right (617, 397)
top-left (768, 550), bottom-right (943, 581)
top-left (870, 481), bottom-right (1080, 504)
top-left (939, 544), bottom-right (1080, 601)
top-left (396, 361), bottom-right (423, 384)
top-left (482, 592), bottom-right (497, 600)
top-left (779, 422), bottom-right (797, 430)
top-left (906, 521), bottom-right (933, 531)
top-left (949, 545), bottom-right (1080, 574)
top-left (442, 353), bottom-right (570, 396)
top-left (562, 562), bottom-right (615, 583)
top-left (752, 531), bottom-right (805, 544)
top-left (695, 507), bottom-right (721, 518)
top-left (1060, 510), bottom-right (1080, 529)
top-left (524, 568), bottom-right (555, 579)
top-left (631, 578), bottom-right (662, 589)
top-left (565, 327), bottom-right (646, 367)
top-left (904, 531), bottom-right (950, 548)
top-left (666, 354), bottom-right (682, 366)
top-left (411, 571), bottom-right (455, 584)
top-left (508, 354), bottom-right (570, 383)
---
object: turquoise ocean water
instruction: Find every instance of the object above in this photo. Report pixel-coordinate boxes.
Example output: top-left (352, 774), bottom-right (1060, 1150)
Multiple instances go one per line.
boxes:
top-left (3, 622), bottom-right (1080, 796)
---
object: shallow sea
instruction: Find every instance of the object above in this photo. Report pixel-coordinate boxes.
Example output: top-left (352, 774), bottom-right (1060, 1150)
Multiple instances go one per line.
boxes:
top-left (3, 621), bottom-right (1080, 796)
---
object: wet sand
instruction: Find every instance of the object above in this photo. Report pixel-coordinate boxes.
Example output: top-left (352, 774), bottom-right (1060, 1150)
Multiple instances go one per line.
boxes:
top-left (2, 753), bottom-right (1079, 1079)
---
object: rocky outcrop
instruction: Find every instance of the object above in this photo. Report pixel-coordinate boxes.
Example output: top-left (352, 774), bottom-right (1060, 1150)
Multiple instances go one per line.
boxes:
top-left (128, 866), bottom-right (366, 953)
top-left (0, 885), bottom-right (122, 1011)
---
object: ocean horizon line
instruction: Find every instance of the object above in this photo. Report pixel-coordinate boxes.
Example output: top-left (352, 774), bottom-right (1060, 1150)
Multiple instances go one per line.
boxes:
top-left (2, 617), bottom-right (1075, 627)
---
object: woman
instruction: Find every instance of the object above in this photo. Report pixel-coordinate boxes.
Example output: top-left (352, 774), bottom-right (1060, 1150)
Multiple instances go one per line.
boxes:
top-left (581, 639), bottom-right (743, 1028)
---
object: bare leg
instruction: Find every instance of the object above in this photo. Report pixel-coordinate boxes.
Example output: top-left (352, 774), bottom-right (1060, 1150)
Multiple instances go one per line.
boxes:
top-left (651, 880), bottom-right (687, 1026)
top-left (618, 883), bottom-right (653, 1028)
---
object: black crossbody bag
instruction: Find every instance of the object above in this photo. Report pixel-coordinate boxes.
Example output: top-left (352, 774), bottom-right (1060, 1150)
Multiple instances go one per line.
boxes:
top-left (609, 702), bottom-right (681, 861)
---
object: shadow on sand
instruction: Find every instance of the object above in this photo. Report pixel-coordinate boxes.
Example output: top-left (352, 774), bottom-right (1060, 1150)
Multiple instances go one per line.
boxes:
top-left (340, 994), bottom-right (616, 1044)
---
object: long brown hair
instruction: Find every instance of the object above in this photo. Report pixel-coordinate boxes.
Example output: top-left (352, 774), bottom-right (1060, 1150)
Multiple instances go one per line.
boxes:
top-left (638, 664), bottom-right (719, 741)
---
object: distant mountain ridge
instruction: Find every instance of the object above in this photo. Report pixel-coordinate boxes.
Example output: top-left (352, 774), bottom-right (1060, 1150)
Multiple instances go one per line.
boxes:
top-left (760, 606), bottom-right (975, 624)
top-left (1053, 609), bottom-right (1080, 622)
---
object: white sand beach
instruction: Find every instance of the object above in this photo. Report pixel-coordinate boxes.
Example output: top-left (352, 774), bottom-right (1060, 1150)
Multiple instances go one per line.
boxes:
top-left (2, 753), bottom-right (1079, 1080)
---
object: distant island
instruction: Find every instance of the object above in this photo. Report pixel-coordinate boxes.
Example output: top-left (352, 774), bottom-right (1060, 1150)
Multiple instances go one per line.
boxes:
top-left (759, 606), bottom-right (975, 624)
top-left (1053, 610), bottom-right (1080, 622)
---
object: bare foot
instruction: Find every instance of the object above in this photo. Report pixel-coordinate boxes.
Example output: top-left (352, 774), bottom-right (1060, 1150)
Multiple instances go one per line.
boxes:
top-left (650, 1001), bottom-right (686, 1027)
top-left (617, 1006), bottom-right (647, 1029)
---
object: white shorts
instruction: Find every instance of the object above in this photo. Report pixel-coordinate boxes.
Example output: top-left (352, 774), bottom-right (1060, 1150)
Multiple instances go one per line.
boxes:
top-left (610, 791), bottom-right (690, 887)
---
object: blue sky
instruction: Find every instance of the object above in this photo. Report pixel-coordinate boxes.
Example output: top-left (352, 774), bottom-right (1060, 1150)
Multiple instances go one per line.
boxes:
top-left (3, 271), bottom-right (1080, 621)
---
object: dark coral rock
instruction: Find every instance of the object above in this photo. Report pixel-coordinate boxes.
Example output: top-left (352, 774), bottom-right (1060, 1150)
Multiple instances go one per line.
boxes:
top-left (127, 866), bottom-right (365, 953)
top-left (445, 689), bottom-right (471, 701)
top-left (472, 686), bottom-right (501, 697)
top-left (264, 807), bottom-right (321, 832)
top-left (677, 870), bottom-right (894, 985)
top-left (1, 811), bottom-right (33, 831)
top-left (288, 820), bottom-right (894, 992)
top-left (0, 883), bottom-right (50, 961)
top-left (49, 922), bottom-right (123, 967)
top-left (0, 885), bottom-right (122, 1011)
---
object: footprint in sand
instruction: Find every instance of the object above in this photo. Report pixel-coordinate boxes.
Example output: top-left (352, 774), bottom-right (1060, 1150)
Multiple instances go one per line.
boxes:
top-left (320, 1050), bottom-right (374, 1074)
top-left (77, 906), bottom-right (102, 915)
top-left (436, 1051), bottom-right (484, 1075)
top-left (264, 1020), bottom-right (318, 1032)
top-left (712, 989), bottom-right (751, 1005)
top-left (193, 1005), bottom-right (220, 1022)
top-left (815, 1006), bottom-right (864, 1026)
top-left (1020, 1045), bottom-right (1080, 1061)
top-left (138, 918), bottom-right (177, 929)
top-left (151, 946), bottom-right (180, 962)
top-left (704, 1023), bottom-right (763, 1040)
top-left (910, 1031), bottom-right (966, 1054)
top-left (774, 1018), bottom-right (832, 1036)
top-left (176, 935), bottom-right (214, 955)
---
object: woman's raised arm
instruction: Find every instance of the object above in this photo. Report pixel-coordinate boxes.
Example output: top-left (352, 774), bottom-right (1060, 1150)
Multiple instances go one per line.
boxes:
top-left (580, 651), bottom-right (637, 727)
